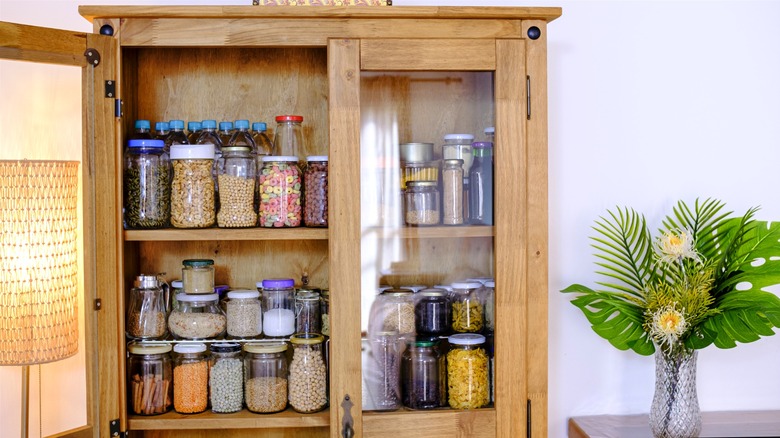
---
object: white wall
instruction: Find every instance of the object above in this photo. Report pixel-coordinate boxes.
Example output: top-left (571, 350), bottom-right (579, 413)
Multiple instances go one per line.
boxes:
top-left (3, 1), bottom-right (780, 437)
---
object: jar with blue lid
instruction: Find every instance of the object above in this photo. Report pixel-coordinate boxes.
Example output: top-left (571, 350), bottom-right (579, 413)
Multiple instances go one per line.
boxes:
top-left (123, 138), bottom-right (170, 229)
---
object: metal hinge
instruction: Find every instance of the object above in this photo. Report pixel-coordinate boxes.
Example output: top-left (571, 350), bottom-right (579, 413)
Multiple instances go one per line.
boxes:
top-left (115, 98), bottom-right (123, 118)
top-left (84, 48), bottom-right (100, 66)
top-left (527, 399), bottom-right (532, 438)
top-left (109, 419), bottom-right (126, 437)
top-left (526, 75), bottom-right (532, 120)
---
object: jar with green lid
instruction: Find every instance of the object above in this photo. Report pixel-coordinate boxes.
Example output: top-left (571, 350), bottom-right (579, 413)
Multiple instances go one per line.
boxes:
top-left (226, 289), bottom-right (262, 338)
top-left (368, 288), bottom-right (415, 342)
top-left (288, 333), bottom-right (328, 413)
top-left (244, 342), bottom-right (289, 413)
top-left (216, 145), bottom-right (257, 228)
top-left (320, 289), bottom-right (330, 337)
top-left (209, 343), bottom-right (243, 413)
top-left (172, 343), bottom-right (209, 414)
top-left (170, 143), bottom-right (215, 228)
top-left (447, 333), bottom-right (489, 409)
top-left (404, 181), bottom-right (440, 226)
top-left (258, 156), bottom-right (302, 227)
top-left (295, 289), bottom-right (321, 334)
top-left (401, 339), bottom-right (446, 409)
top-left (127, 342), bottom-right (173, 415)
top-left (181, 259), bottom-right (214, 294)
top-left (450, 281), bottom-right (484, 333)
top-left (168, 293), bottom-right (226, 340)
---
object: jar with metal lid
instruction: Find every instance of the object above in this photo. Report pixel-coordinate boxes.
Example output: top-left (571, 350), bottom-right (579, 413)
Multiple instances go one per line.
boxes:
top-left (320, 289), bottom-right (330, 337)
top-left (209, 343), bottom-right (243, 413)
top-left (288, 333), bottom-right (328, 413)
top-left (170, 143), bottom-right (215, 228)
top-left (181, 259), bottom-right (214, 294)
top-left (123, 138), bottom-right (170, 229)
top-left (404, 181), bottom-right (440, 226)
top-left (468, 141), bottom-right (494, 226)
top-left (172, 343), bottom-right (209, 414)
top-left (168, 293), bottom-right (226, 340)
top-left (367, 331), bottom-right (402, 411)
top-left (399, 142), bottom-right (433, 163)
top-left (126, 274), bottom-right (169, 340)
top-left (273, 115), bottom-right (304, 158)
top-left (400, 161), bottom-right (439, 191)
top-left (442, 133), bottom-right (474, 176)
top-left (401, 339), bottom-right (446, 409)
top-left (216, 145), bottom-right (257, 228)
top-left (226, 289), bottom-right (262, 338)
top-left (414, 288), bottom-right (450, 336)
top-left (450, 281), bottom-right (484, 333)
top-left (243, 342), bottom-right (289, 413)
top-left (441, 158), bottom-right (464, 225)
top-left (304, 155), bottom-right (328, 227)
top-left (260, 278), bottom-right (296, 338)
top-left (295, 289), bottom-right (322, 334)
top-left (127, 342), bottom-right (173, 415)
top-left (258, 156), bottom-right (302, 227)
top-left (447, 333), bottom-right (489, 409)
top-left (368, 288), bottom-right (415, 341)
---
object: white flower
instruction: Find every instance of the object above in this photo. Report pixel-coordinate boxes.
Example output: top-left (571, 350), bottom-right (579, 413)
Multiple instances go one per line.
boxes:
top-left (650, 305), bottom-right (688, 349)
top-left (655, 229), bottom-right (702, 266)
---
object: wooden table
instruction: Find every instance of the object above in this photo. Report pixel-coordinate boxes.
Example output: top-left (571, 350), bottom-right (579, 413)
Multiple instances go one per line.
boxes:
top-left (569, 411), bottom-right (780, 438)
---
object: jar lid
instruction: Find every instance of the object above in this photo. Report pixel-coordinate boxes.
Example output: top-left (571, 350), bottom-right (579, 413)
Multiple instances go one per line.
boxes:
top-left (320, 288), bottom-right (329, 298)
top-left (401, 285), bottom-right (427, 293)
top-left (135, 119), bottom-right (151, 129)
top-left (484, 126), bottom-right (495, 135)
top-left (290, 333), bottom-right (325, 345)
top-left (306, 155), bottom-right (328, 162)
top-left (170, 120), bottom-right (185, 130)
top-left (472, 141), bottom-right (493, 149)
top-left (227, 289), bottom-right (260, 299)
top-left (433, 284), bottom-right (453, 292)
top-left (210, 342), bottom-right (241, 353)
top-left (402, 160), bottom-right (438, 169)
top-left (406, 181), bottom-right (438, 188)
top-left (244, 342), bottom-right (288, 354)
top-left (413, 339), bottom-right (436, 348)
top-left (275, 115), bottom-right (303, 122)
top-left (442, 158), bottom-right (464, 166)
top-left (176, 292), bottom-right (219, 302)
top-left (399, 142), bottom-right (434, 162)
top-left (450, 281), bottom-right (483, 290)
top-left (262, 278), bottom-right (295, 289)
top-left (173, 342), bottom-right (207, 354)
top-left (485, 281), bottom-right (495, 288)
top-left (222, 146), bottom-right (251, 153)
top-left (382, 288), bottom-right (413, 297)
top-left (234, 119), bottom-right (250, 129)
top-left (128, 139), bottom-right (164, 149)
top-left (449, 333), bottom-right (486, 345)
top-left (261, 155), bottom-right (299, 163)
top-left (170, 143), bottom-right (215, 160)
top-left (252, 122), bottom-right (267, 131)
top-left (296, 290), bottom-right (320, 301)
top-left (133, 274), bottom-right (160, 288)
top-left (183, 259), bottom-right (214, 267)
top-left (418, 288), bottom-right (447, 297)
top-left (443, 133), bottom-right (474, 142)
top-left (171, 280), bottom-right (183, 288)
top-left (128, 342), bottom-right (172, 355)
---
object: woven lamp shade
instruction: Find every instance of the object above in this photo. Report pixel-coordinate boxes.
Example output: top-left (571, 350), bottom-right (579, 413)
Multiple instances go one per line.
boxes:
top-left (0, 160), bottom-right (80, 366)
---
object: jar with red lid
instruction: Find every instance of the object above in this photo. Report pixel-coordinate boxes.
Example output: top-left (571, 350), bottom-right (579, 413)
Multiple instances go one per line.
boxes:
top-left (273, 115), bottom-right (304, 158)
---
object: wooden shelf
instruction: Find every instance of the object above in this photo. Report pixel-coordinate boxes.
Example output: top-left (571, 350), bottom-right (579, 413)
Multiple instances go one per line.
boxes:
top-left (124, 227), bottom-right (328, 241)
top-left (128, 407), bottom-right (329, 430)
top-left (367, 225), bottom-right (495, 240)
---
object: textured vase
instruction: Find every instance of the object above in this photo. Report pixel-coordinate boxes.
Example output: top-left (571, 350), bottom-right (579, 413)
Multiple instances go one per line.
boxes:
top-left (649, 349), bottom-right (702, 438)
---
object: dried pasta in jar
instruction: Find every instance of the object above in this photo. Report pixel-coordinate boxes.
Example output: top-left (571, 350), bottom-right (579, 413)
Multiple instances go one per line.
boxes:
top-left (447, 334), bottom-right (489, 409)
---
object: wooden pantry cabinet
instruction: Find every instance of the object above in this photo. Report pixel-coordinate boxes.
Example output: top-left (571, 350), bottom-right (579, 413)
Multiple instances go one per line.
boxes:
top-left (1, 5), bottom-right (559, 438)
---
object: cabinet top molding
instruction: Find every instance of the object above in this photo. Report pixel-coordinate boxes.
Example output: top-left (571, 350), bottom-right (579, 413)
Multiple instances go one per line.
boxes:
top-left (79, 5), bottom-right (561, 22)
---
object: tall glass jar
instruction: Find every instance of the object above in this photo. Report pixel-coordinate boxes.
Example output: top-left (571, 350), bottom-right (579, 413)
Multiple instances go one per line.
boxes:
top-left (404, 181), bottom-right (440, 226)
top-left (320, 289), bottom-right (330, 337)
top-left (367, 331), bottom-right (402, 411)
top-left (258, 156), bottom-right (302, 227)
top-left (414, 288), bottom-right (450, 336)
top-left (170, 279), bottom-right (183, 311)
top-left (260, 278), bottom-right (296, 338)
top-left (295, 289), bottom-right (321, 334)
top-left (170, 143), bottom-right (215, 228)
top-left (181, 258), bottom-right (214, 294)
top-left (168, 293), bottom-right (226, 340)
top-left (441, 158), bottom-right (464, 225)
top-left (123, 139), bottom-right (170, 229)
top-left (304, 156), bottom-right (328, 227)
top-left (441, 133), bottom-right (474, 176)
top-left (288, 333), bottom-right (328, 413)
top-left (450, 281), bottom-right (484, 333)
top-left (468, 141), bottom-right (494, 226)
top-left (209, 343), bottom-right (243, 413)
top-left (401, 339), bottom-right (446, 409)
top-left (172, 343), bottom-right (209, 414)
top-left (273, 115), bottom-right (304, 158)
top-left (368, 288), bottom-right (415, 342)
top-left (244, 343), bottom-right (289, 413)
top-left (226, 289), bottom-right (262, 339)
top-left (127, 342), bottom-right (173, 415)
top-left (126, 274), bottom-right (168, 340)
top-left (216, 145), bottom-right (257, 228)
top-left (447, 334), bottom-right (489, 409)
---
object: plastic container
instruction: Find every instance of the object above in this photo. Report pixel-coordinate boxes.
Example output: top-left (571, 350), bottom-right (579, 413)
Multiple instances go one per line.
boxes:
top-left (288, 333), bottom-right (328, 413)
top-left (481, 280), bottom-right (495, 333)
top-left (166, 119), bottom-right (189, 151)
top-left (244, 343), bottom-right (289, 413)
top-left (404, 181), bottom-right (440, 226)
top-left (196, 119), bottom-right (224, 155)
top-left (123, 139), bottom-right (170, 229)
top-left (132, 119), bottom-right (153, 140)
top-left (273, 115), bottom-right (304, 158)
top-left (209, 343), bottom-right (243, 413)
top-left (154, 121), bottom-right (170, 141)
top-left (450, 281), bottom-right (484, 333)
top-left (483, 126), bottom-right (495, 143)
top-left (172, 343), bottom-right (209, 414)
top-left (181, 259), bottom-right (215, 294)
top-left (320, 289), bottom-right (330, 336)
top-left (170, 143), bottom-right (216, 228)
top-left (258, 156), bottom-right (302, 227)
top-left (401, 339), bottom-right (446, 409)
top-left (368, 331), bottom-right (402, 411)
top-left (468, 141), bottom-right (494, 225)
top-left (447, 333), bottom-right (489, 409)
top-left (251, 122), bottom-right (275, 157)
top-left (295, 289), bottom-right (321, 334)
top-left (441, 158), bottom-right (464, 225)
top-left (186, 121), bottom-right (202, 144)
top-left (414, 288), bottom-right (450, 336)
top-left (216, 145), bottom-right (257, 228)
top-left (126, 274), bottom-right (169, 340)
top-left (260, 278), bottom-right (296, 338)
top-left (304, 156), bottom-right (328, 227)
top-left (168, 293), bottom-right (226, 340)
top-left (218, 121), bottom-right (234, 146)
top-left (127, 342), bottom-right (173, 415)
top-left (442, 133), bottom-right (474, 175)
top-left (226, 289), bottom-right (262, 338)
top-left (368, 288), bottom-right (415, 342)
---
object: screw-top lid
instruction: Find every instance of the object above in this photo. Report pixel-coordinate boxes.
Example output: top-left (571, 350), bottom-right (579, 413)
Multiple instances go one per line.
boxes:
top-left (417, 288), bottom-right (447, 297)
top-left (219, 121), bottom-right (233, 131)
top-left (170, 143), bottom-right (215, 160)
top-left (382, 287), bottom-right (413, 297)
top-left (262, 278), bottom-right (295, 289)
top-left (261, 155), bottom-right (299, 163)
top-left (244, 342), bottom-right (288, 354)
top-left (133, 274), bottom-right (160, 288)
top-left (485, 281), bottom-right (495, 288)
top-left (290, 333), bottom-right (324, 345)
top-left (407, 181), bottom-right (438, 188)
top-left (234, 120), bottom-right (250, 130)
top-left (306, 155), bottom-right (328, 162)
top-left (466, 277), bottom-right (493, 285)
top-left (183, 259), bottom-right (214, 267)
top-left (413, 339), bottom-right (436, 348)
top-left (155, 121), bottom-right (170, 131)
top-left (170, 120), bottom-right (185, 130)
top-left (210, 342), bottom-right (241, 353)
top-left (443, 158), bottom-right (464, 167)
top-left (227, 289), bottom-right (260, 300)
top-left (176, 293), bottom-right (219, 302)
top-left (171, 280), bottom-right (183, 288)
top-left (128, 139), bottom-right (165, 149)
top-left (201, 119), bottom-right (217, 129)
top-left (275, 115), bottom-right (303, 123)
top-left (484, 126), bottom-right (495, 135)
top-left (434, 284), bottom-right (454, 292)
top-left (472, 141), bottom-right (493, 149)
top-left (135, 119), bottom-right (151, 130)
top-left (187, 121), bottom-right (202, 131)
top-left (449, 333), bottom-right (486, 345)
top-left (401, 285), bottom-right (427, 293)
top-left (173, 343), bottom-right (207, 354)
top-left (451, 281), bottom-right (483, 290)
top-left (296, 290), bottom-right (320, 301)
top-left (252, 122), bottom-right (268, 132)
top-left (222, 146), bottom-right (252, 153)
top-left (444, 133), bottom-right (474, 142)
top-left (128, 342), bottom-right (172, 355)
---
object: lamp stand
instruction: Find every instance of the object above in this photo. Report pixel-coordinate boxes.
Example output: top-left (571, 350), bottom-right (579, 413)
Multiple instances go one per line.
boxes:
top-left (21, 364), bottom-right (29, 438)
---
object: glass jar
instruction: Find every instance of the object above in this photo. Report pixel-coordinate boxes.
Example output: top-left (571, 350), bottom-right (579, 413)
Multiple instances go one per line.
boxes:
top-left (304, 156), bottom-right (328, 227)
top-left (404, 181), bottom-right (440, 226)
top-left (441, 159), bottom-right (464, 225)
top-left (368, 288), bottom-right (415, 342)
top-left (288, 333), bottom-right (328, 413)
top-left (226, 289), bottom-right (262, 338)
top-left (414, 288), bottom-right (450, 336)
top-left (483, 126), bottom-right (495, 143)
top-left (401, 339), bottom-right (446, 409)
top-left (481, 280), bottom-right (495, 333)
top-left (127, 342), bottom-right (173, 415)
top-left (273, 115), bottom-right (304, 158)
top-left (447, 333), bottom-right (489, 409)
top-left (260, 278), bottom-right (296, 338)
top-left (400, 161), bottom-right (438, 191)
top-left (468, 141), bottom-right (494, 226)
top-left (295, 289), bottom-right (321, 334)
top-left (172, 343), bottom-right (209, 414)
top-left (181, 258), bottom-right (214, 294)
top-left (170, 279), bottom-right (183, 311)
top-left (216, 145), bottom-right (257, 228)
top-left (170, 143), bottom-right (215, 228)
top-left (320, 289), bottom-right (330, 337)
top-left (168, 293), bottom-right (226, 340)
top-left (126, 274), bottom-right (169, 340)
top-left (209, 343), bottom-right (243, 413)
top-left (450, 281), bottom-right (484, 333)
top-left (258, 156), bottom-right (302, 227)
top-left (367, 331), bottom-right (402, 411)
top-left (244, 342), bottom-right (289, 413)
top-left (123, 139), bottom-right (170, 229)
top-left (442, 133), bottom-right (474, 176)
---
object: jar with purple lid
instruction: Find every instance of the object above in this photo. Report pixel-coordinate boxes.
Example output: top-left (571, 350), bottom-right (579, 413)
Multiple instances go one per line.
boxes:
top-left (260, 278), bottom-right (296, 338)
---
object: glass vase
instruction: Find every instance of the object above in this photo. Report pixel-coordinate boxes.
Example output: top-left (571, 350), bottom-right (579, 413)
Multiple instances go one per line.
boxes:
top-left (649, 348), bottom-right (702, 438)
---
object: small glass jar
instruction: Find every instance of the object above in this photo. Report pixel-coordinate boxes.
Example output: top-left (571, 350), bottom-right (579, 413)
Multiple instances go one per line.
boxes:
top-left (181, 259), bottom-right (214, 294)
top-left (123, 139), bottom-right (170, 229)
top-left (441, 159), bottom-right (464, 225)
top-left (400, 161), bottom-right (438, 191)
top-left (447, 334), bottom-right (489, 409)
top-left (304, 156), bottom-right (328, 227)
top-left (368, 331), bottom-right (402, 411)
top-left (127, 342), bottom-right (173, 415)
top-left (414, 288), bottom-right (450, 336)
top-left (288, 333), bottom-right (328, 413)
top-left (442, 133), bottom-right (474, 176)
top-left (169, 293), bottom-right (226, 340)
top-left (401, 339), bottom-right (446, 410)
top-left (126, 274), bottom-right (168, 340)
top-left (209, 343), bottom-right (243, 413)
top-left (295, 289), bottom-right (322, 334)
top-left (244, 343), bottom-right (289, 413)
top-left (172, 343), bottom-right (209, 414)
top-left (320, 289), bottom-right (330, 337)
top-left (468, 141), bottom-right (494, 226)
top-left (258, 156), bottom-right (302, 227)
top-left (450, 281), bottom-right (484, 333)
top-left (404, 181), bottom-right (440, 226)
top-left (260, 278), bottom-right (296, 338)
top-left (170, 143), bottom-right (215, 228)
top-left (368, 288), bottom-right (415, 341)
top-left (483, 126), bottom-right (495, 143)
top-left (216, 145), bottom-right (257, 228)
top-left (273, 115), bottom-right (304, 158)
top-left (226, 289), bottom-right (262, 338)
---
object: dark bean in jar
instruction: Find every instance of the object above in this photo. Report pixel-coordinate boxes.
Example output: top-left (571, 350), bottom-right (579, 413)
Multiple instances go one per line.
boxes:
top-left (304, 158), bottom-right (328, 227)
top-left (414, 290), bottom-right (450, 336)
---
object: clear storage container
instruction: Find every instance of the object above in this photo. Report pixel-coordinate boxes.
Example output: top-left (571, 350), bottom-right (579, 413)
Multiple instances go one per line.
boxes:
top-left (404, 181), bottom-right (440, 226)
top-left (442, 133), bottom-right (474, 176)
top-left (226, 289), bottom-right (262, 339)
top-left (168, 293), bottom-right (226, 340)
top-left (401, 339), bottom-right (446, 409)
top-left (367, 331), bottom-right (402, 411)
top-left (123, 139), bottom-right (170, 229)
top-left (320, 289), bottom-right (330, 337)
top-left (209, 343), bottom-right (243, 413)
top-left (260, 278), bottom-right (296, 338)
top-left (441, 158), bottom-right (464, 225)
top-left (295, 289), bottom-right (321, 334)
top-left (304, 156), bottom-right (328, 227)
top-left (273, 115), bottom-right (304, 158)
top-left (127, 342), bottom-right (173, 415)
top-left (447, 334), bottom-right (489, 409)
top-left (126, 274), bottom-right (169, 340)
top-left (244, 342), bottom-right (289, 413)
top-left (216, 145), bottom-right (257, 228)
top-left (368, 288), bottom-right (416, 341)
top-left (468, 141), bottom-right (494, 226)
top-left (172, 343), bottom-right (209, 414)
top-left (170, 143), bottom-right (216, 228)
top-left (288, 333), bottom-right (328, 413)
top-left (414, 288), bottom-right (450, 336)
top-left (258, 156), bottom-right (302, 227)
top-left (181, 258), bottom-right (214, 294)
top-left (450, 281), bottom-right (484, 333)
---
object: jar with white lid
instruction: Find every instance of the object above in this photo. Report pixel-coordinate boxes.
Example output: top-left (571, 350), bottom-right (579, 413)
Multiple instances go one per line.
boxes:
top-left (181, 259), bottom-right (214, 294)
top-left (258, 156), bottom-right (302, 227)
top-left (168, 293), bottom-right (226, 340)
top-left (170, 143), bottom-right (215, 228)
top-left (172, 342), bottom-right (209, 414)
top-left (259, 278), bottom-right (296, 338)
top-left (450, 281), bottom-right (484, 333)
top-left (442, 133), bottom-right (474, 176)
top-left (226, 289), bottom-right (262, 338)
top-left (127, 342), bottom-right (172, 415)
top-left (244, 342), bottom-right (289, 413)
top-left (447, 333), bottom-right (489, 409)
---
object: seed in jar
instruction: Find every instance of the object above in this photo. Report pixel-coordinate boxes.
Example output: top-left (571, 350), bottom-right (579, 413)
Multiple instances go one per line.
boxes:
top-left (382, 302), bottom-right (415, 335)
top-left (245, 376), bottom-right (288, 413)
top-left (258, 161), bottom-right (302, 227)
top-left (217, 174), bottom-right (257, 228)
top-left (171, 159), bottom-right (215, 228)
top-left (168, 312), bottom-right (226, 339)
top-left (127, 309), bottom-right (167, 339)
top-left (405, 209), bottom-right (440, 226)
top-left (209, 357), bottom-right (243, 413)
top-left (124, 163), bottom-right (170, 229)
top-left (288, 347), bottom-right (328, 413)
top-left (226, 299), bottom-right (262, 338)
top-left (173, 361), bottom-right (209, 413)
top-left (447, 347), bottom-right (489, 409)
